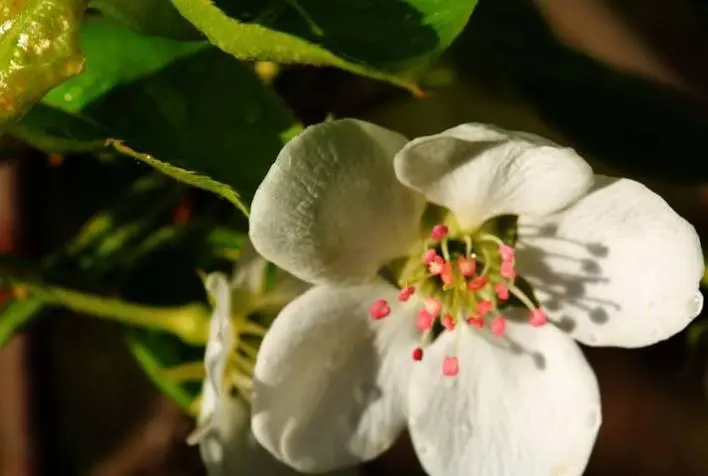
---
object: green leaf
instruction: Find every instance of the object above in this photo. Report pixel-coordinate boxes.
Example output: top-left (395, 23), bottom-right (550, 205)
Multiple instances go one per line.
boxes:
top-left (89, 0), bottom-right (203, 40)
top-left (0, 0), bottom-right (87, 126)
top-left (9, 19), bottom-right (300, 204)
top-left (170, 0), bottom-right (479, 91)
top-left (125, 334), bottom-right (197, 411)
top-left (107, 139), bottom-right (249, 217)
top-left (0, 174), bottom-right (182, 347)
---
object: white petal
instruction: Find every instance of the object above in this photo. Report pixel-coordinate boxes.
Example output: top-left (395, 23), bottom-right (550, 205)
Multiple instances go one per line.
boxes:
top-left (251, 280), bottom-right (419, 472)
top-left (407, 317), bottom-right (601, 476)
top-left (394, 123), bottom-right (593, 230)
top-left (204, 273), bottom-right (234, 402)
top-left (250, 119), bottom-right (426, 285)
top-left (188, 273), bottom-right (234, 446)
top-left (516, 175), bottom-right (704, 348)
top-left (231, 239), bottom-right (269, 293)
top-left (198, 390), bottom-right (359, 476)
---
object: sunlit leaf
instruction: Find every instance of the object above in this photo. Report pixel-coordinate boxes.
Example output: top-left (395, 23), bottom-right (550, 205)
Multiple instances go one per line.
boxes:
top-left (8, 19), bottom-right (300, 205)
top-left (89, 0), bottom-right (202, 40)
top-left (107, 139), bottom-right (249, 217)
top-left (170, 0), bottom-right (479, 91)
top-left (0, 0), bottom-right (86, 125)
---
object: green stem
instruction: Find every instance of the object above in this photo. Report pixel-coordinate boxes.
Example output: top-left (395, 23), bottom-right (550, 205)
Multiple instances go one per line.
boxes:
top-left (1, 275), bottom-right (210, 345)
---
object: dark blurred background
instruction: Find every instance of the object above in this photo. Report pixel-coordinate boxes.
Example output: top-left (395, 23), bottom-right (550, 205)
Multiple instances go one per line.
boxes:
top-left (5, 0), bottom-right (708, 474)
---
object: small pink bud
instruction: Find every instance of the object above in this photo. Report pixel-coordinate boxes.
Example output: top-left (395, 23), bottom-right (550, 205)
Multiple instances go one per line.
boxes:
top-left (476, 300), bottom-right (493, 317)
top-left (498, 244), bottom-right (515, 262)
top-left (431, 224), bottom-right (449, 240)
top-left (500, 260), bottom-right (516, 280)
top-left (495, 283), bottom-right (510, 300)
top-left (467, 276), bottom-right (489, 291)
top-left (370, 299), bottom-right (391, 320)
top-left (442, 314), bottom-right (456, 330)
top-left (442, 356), bottom-right (459, 376)
top-left (416, 310), bottom-right (434, 330)
top-left (491, 316), bottom-right (507, 337)
top-left (423, 297), bottom-right (442, 317)
top-left (457, 256), bottom-right (476, 277)
top-left (412, 347), bottom-right (424, 361)
top-left (529, 308), bottom-right (547, 327)
top-left (423, 249), bottom-right (438, 264)
top-left (398, 286), bottom-right (415, 302)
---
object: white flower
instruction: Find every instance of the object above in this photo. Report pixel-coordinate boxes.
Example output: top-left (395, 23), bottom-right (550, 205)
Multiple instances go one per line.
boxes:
top-left (191, 242), bottom-right (358, 476)
top-left (248, 120), bottom-right (704, 476)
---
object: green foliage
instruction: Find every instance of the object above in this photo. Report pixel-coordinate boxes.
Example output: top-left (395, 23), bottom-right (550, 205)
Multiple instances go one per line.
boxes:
top-left (89, 0), bottom-right (202, 40)
top-left (9, 19), bottom-right (300, 205)
top-left (0, 0), bottom-right (86, 126)
top-left (170, 0), bottom-right (478, 92)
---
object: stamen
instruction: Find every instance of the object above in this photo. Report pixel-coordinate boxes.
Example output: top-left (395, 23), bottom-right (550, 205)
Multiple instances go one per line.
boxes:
top-left (423, 249), bottom-right (438, 264)
top-left (529, 308), bottom-right (548, 327)
top-left (441, 262), bottom-right (454, 286)
top-left (440, 238), bottom-right (451, 262)
top-left (428, 256), bottom-right (445, 275)
top-left (491, 316), bottom-right (507, 337)
top-left (392, 219), bottom-right (543, 378)
top-left (370, 299), bottom-right (391, 320)
top-left (467, 276), bottom-right (489, 291)
top-left (442, 356), bottom-right (459, 376)
top-left (478, 233), bottom-right (506, 246)
top-left (457, 256), bottom-right (476, 277)
top-left (500, 260), bottom-right (516, 280)
top-left (442, 314), bottom-right (456, 330)
top-left (431, 224), bottom-right (449, 240)
top-left (498, 243), bottom-right (515, 262)
top-left (509, 285), bottom-right (536, 311)
top-left (398, 286), bottom-right (415, 302)
top-left (424, 297), bottom-right (442, 317)
top-left (495, 283), bottom-right (510, 300)
top-left (476, 300), bottom-right (492, 317)
top-left (467, 315), bottom-right (484, 328)
top-left (416, 310), bottom-right (434, 330)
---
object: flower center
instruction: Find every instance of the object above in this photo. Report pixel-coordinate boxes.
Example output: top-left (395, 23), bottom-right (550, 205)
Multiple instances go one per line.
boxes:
top-left (224, 310), bottom-right (268, 400)
top-left (370, 215), bottom-right (546, 377)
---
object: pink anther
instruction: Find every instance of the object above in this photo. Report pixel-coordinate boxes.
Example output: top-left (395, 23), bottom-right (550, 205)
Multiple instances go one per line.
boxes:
top-left (457, 256), bottom-right (476, 277)
top-left (442, 356), bottom-right (459, 376)
top-left (428, 256), bottom-right (445, 275)
top-left (466, 315), bottom-right (484, 328)
top-left (416, 309), bottom-right (434, 330)
top-left (495, 283), bottom-right (510, 300)
top-left (500, 260), bottom-right (516, 280)
top-left (431, 224), bottom-right (449, 240)
top-left (423, 249), bottom-right (438, 265)
top-left (423, 297), bottom-right (442, 317)
top-left (441, 262), bottom-right (454, 286)
top-left (467, 276), bottom-right (489, 291)
top-left (498, 244), bottom-right (515, 262)
top-left (491, 316), bottom-right (507, 337)
top-left (370, 299), bottom-right (391, 320)
top-left (529, 308), bottom-right (548, 327)
top-left (442, 314), bottom-right (456, 330)
top-left (476, 300), bottom-right (493, 317)
top-left (398, 286), bottom-right (415, 302)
